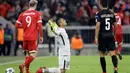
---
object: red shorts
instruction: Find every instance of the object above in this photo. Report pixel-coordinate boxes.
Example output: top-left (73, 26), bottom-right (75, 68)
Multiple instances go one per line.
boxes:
top-left (23, 40), bottom-right (38, 52)
top-left (116, 33), bottom-right (123, 44)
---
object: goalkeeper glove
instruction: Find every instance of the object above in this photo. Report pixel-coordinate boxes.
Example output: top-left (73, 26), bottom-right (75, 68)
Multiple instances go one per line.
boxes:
top-left (48, 19), bottom-right (58, 33)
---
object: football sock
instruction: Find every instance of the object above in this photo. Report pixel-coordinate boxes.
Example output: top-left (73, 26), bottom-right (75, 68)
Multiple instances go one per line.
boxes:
top-left (24, 56), bottom-right (34, 67)
top-left (111, 55), bottom-right (118, 70)
top-left (25, 56), bottom-right (29, 64)
top-left (24, 56), bottom-right (30, 70)
top-left (45, 68), bottom-right (61, 73)
top-left (118, 44), bottom-right (122, 52)
top-left (100, 57), bottom-right (106, 72)
top-left (26, 63), bottom-right (30, 70)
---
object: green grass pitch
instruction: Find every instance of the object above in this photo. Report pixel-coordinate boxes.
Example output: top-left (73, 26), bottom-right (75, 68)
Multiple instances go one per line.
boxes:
top-left (0, 56), bottom-right (130, 73)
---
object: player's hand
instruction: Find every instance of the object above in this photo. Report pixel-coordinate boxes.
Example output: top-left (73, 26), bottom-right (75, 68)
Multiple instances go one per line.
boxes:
top-left (95, 38), bottom-right (98, 45)
top-left (40, 37), bottom-right (43, 43)
top-left (115, 42), bottom-right (118, 47)
top-left (48, 19), bottom-right (58, 32)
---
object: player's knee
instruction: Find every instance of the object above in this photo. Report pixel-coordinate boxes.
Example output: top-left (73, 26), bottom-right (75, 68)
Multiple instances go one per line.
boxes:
top-left (99, 52), bottom-right (105, 57)
top-left (24, 51), bottom-right (29, 56)
top-left (109, 51), bottom-right (116, 56)
top-left (30, 52), bottom-right (37, 58)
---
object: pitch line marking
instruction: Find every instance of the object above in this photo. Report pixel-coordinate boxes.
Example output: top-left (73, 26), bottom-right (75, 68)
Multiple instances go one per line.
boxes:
top-left (0, 56), bottom-right (52, 66)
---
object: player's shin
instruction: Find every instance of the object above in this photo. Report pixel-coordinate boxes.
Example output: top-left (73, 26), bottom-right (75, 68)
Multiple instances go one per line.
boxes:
top-left (111, 55), bottom-right (118, 70)
top-left (117, 43), bottom-right (123, 60)
top-left (118, 44), bottom-right (122, 52)
top-left (100, 57), bottom-right (106, 73)
top-left (24, 52), bottom-right (36, 70)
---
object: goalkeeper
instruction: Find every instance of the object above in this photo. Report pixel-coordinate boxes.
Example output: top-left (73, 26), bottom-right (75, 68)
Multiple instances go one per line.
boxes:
top-left (37, 18), bottom-right (71, 73)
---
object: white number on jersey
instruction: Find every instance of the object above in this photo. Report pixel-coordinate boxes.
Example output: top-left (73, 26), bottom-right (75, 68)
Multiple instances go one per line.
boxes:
top-left (105, 18), bottom-right (110, 30)
top-left (26, 16), bottom-right (31, 27)
top-left (116, 16), bottom-right (121, 25)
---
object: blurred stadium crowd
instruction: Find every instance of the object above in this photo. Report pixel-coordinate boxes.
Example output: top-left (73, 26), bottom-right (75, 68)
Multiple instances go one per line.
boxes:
top-left (1, 0), bottom-right (130, 26)
top-left (0, 0), bottom-right (130, 56)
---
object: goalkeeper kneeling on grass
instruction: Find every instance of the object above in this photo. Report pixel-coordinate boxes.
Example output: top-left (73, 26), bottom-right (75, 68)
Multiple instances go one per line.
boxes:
top-left (36, 18), bottom-right (71, 73)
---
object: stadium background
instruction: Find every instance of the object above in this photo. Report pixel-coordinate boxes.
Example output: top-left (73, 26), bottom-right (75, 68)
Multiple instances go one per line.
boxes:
top-left (0, 0), bottom-right (130, 56)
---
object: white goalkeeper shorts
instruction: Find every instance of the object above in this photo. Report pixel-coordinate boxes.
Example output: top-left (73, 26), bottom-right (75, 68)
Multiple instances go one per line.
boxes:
top-left (59, 55), bottom-right (70, 69)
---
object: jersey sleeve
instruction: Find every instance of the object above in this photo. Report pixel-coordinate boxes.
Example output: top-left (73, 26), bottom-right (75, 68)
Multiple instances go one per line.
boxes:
top-left (37, 12), bottom-right (42, 23)
top-left (95, 12), bottom-right (100, 22)
top-left (37, 12), bottom-right (43, 37)
top-left (15, 14), bottom-right (22, 28)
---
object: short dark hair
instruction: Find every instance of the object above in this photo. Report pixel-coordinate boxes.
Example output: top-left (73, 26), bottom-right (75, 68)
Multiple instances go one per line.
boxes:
top-left (56, 17), bottom-right (62, 26)
top-left (29, 0), bottom-right (38, 7)
top-left (100, 0), bottom-right (116, 9)
top-left (100, 0), bottom-right (107, 8)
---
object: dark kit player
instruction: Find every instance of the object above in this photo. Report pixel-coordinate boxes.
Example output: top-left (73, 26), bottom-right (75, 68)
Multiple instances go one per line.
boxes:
top-left (95, 0), bottom-right (118, 73)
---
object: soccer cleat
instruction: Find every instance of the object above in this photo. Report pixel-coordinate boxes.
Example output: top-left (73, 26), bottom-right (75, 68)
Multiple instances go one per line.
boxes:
top-left (36, 67), bottom-right (44, 73)
top-left (114, 70), bottom-right (118, 73)
top-left (19, 64), bottom-right (24, 73)
top-left (118, 53), bottom-right (122, 60)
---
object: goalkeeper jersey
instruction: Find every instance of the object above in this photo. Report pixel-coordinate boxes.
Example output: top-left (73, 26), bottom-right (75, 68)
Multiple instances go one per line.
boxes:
top-left (55, 27), bottom-right (70, 55)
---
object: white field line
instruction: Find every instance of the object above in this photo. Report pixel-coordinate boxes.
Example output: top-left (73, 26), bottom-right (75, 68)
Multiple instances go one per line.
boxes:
top-left (0, 56), bottom-right (51, 66)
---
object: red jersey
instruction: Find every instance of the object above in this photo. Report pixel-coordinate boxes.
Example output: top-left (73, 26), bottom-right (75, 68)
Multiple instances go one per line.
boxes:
top-left (15, 10), bottom-right (43, 40)
top-left (115, 13), bottom-right (123, 34)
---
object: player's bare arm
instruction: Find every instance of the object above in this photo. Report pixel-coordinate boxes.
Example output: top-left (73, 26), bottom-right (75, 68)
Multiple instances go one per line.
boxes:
top-left (95, 22), bottom-right (100, 44)
top-left (114, 23), bottom-right (117, 38)
top-left (38, 23), bottom-right (43, 43)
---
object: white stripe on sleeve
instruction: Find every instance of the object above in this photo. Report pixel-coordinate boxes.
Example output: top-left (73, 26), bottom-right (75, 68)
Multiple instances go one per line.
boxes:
top-left (16, 21), bottom-right (22, 24)
top-left (37, 20), bottom-right (42, 23)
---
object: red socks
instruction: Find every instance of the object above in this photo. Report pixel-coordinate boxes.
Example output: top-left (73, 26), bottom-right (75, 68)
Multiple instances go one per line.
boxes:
top-left (118, 44), bottom-right (122, 52)
top-left (25, 56), bottom-right (29, 63)
top-left (24, 56), bottom-right (34, 70)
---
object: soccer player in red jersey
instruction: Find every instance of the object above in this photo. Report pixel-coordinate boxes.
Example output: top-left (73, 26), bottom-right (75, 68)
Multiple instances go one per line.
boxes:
top-left (15, 0), bottom-right (43, 73)
top-left (114, 8), bottom-right (123, 60)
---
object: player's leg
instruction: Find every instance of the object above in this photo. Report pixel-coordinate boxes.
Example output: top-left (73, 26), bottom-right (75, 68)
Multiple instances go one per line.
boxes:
top-left (116, 35), bottom-right (123, 60)
top-left (3, 41), bottom-right (7, 56)
top-left (24, 51), bottom-right (30, 73)
top-left (24, 41), bottom-right (38, 73)
top-left (24, 52), bottom-right (36, 73)
top-left (98, 37), bottom-right (107, 73)
top-left (116, 33), bottom-right (123, 52)
top-left (99, 51), bottom-right (106, 73)
top-left (48, 37), bottom-right (52, 56)
top-left (19, 41), bottom-right (28, 73)
top-left (117, 43), bottom-right (122, 60)
top-left (36, 67), bottom-right (61, 73)
top-left (109, 51), bottom-right (118, 73)
top-left (108, 37), bottom-right (118, 73)
top-left (26, 41), bottom-right (38, 73)
top-left (59, 55), bottom-right (65, 73)
top-left (75, 49), bottom-right (80, 55)
top-left (46, 68), bottom-right (61, 73)
top-left (7, 41), bottom-right (11, 56)
top-left (59, 55), bottom-right (70, 73)
top-left (14, 41), bottom-right (19, 56)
